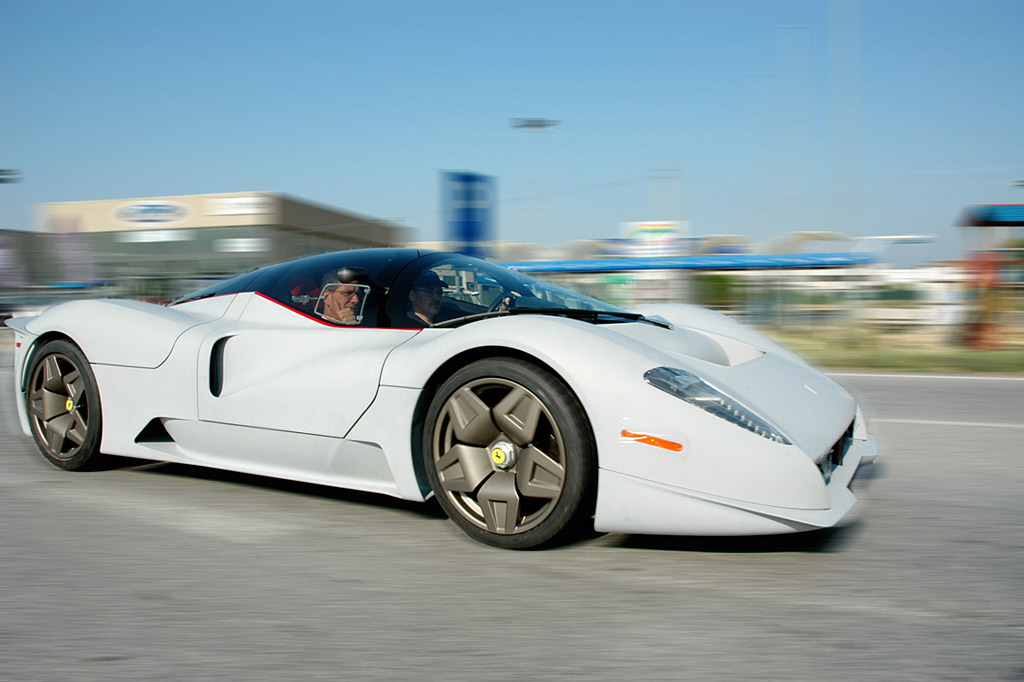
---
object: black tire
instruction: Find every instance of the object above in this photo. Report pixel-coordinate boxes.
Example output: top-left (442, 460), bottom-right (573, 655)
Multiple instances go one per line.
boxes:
top-left (25, 340), bottom-right (103, 471)
top-left (423, 358), bottom-right (595, 549)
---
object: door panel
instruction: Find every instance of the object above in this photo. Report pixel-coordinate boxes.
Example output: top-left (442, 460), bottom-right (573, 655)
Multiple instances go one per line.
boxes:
top-left (199, 327), bottom-right (416, 438)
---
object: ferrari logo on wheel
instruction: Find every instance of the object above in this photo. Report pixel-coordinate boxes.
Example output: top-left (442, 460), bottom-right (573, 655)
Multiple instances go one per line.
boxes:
top-left (488, 442), bottom-right (516, 470)
top-left (65, 398), bottom-right (74, 412)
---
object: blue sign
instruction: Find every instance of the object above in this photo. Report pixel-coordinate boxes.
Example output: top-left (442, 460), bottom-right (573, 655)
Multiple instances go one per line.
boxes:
top-left (964, 204), bottom-right (1024, 226)
top-left (442, 172), bottom-right (495, 258)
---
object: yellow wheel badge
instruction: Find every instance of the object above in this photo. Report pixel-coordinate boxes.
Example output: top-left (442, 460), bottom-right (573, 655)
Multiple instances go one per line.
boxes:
top-left (65, 398), bottom-right (74, 412)
top-left (489, 442), bottom-right (516, 469)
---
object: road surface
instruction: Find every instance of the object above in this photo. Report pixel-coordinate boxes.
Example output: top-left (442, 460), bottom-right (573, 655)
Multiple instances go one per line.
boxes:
top-left (1, 339), bottom-right (1021, 681)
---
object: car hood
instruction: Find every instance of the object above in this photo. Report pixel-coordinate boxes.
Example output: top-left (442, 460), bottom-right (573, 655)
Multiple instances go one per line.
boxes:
top-left (607, 316), bottom-right (855, 460)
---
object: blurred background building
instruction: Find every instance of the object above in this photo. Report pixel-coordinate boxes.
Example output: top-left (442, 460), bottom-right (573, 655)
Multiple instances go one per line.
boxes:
top-left (2, 189), bottom-right (1022, 354)
top-left (4, 192), bottom-right (409, 301)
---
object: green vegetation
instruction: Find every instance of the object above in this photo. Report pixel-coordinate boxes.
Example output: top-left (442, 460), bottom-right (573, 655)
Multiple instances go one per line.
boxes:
top-left (691, 273), bottom-right (740, 307)
top-left (765, 328), bottom-right (1024, 373)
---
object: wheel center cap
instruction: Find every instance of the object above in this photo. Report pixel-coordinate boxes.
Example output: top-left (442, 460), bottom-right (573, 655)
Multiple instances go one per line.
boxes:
top-left (65, 398), bottom-right (74, 412)
top-left (489, 441), bottom-right (517, 470)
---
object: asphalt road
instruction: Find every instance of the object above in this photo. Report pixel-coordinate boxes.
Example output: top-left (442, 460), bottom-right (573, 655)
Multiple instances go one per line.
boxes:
top-left (1, 341), bottom-right (1021, 682)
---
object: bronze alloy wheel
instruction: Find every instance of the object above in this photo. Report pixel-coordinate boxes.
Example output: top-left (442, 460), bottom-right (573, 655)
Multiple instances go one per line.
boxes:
top-left (26, 340), bottom-right (102, 470)
top-left (424, 358), bottom-right (594, 549)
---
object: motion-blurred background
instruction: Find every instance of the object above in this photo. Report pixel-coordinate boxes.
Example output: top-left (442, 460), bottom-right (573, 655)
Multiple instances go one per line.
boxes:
top-left (2, 0), bottom-right (1022, 371)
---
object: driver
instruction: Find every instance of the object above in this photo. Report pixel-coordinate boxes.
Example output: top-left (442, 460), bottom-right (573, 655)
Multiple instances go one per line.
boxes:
top-left (407, 270), bottom-right (445, 326)
top-left (318, 272), bottom-right (365, 325)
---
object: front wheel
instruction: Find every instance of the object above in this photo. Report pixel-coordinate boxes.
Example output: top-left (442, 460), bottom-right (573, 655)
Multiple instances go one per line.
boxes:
top-left (26, 340), bottom-right (103, 471)
top-left (423, 358), bottom-right (595, 549)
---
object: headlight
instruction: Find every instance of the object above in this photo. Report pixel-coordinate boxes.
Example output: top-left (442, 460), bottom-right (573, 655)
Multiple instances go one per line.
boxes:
top-left (644, 367), bottom-right (792, 445)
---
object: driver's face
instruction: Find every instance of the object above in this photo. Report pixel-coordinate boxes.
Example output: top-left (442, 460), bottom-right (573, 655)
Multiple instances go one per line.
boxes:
top-left (330, 285), bottom-right (361, 309)
top-left (324, 284), bottom-right (362, 323)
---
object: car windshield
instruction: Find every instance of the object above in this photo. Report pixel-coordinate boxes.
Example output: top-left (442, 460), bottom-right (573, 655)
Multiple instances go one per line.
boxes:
top-left (392, 254), bottom-right (632, 328)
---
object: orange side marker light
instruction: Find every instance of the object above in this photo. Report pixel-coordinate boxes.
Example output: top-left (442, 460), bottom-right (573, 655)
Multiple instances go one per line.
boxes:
top-left (621, 429), bottom-right (683, 452)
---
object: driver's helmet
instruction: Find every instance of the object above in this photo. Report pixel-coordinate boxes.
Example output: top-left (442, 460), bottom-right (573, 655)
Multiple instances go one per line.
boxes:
top-left (315, 270), bottom-right (369, 325)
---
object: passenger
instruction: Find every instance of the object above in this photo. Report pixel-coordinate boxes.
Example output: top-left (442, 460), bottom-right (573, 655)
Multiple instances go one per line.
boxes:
top-left (407, 270), bottom-right (445, 326)
top-left (319, 272), bottom-right (365, 325)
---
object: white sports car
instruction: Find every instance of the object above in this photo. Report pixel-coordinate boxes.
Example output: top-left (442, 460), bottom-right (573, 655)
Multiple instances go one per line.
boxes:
top-left (6, 249), bottom-right (877, 548)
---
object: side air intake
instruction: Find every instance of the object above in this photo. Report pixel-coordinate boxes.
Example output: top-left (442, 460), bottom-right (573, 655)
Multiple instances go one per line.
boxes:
top-left (134, 418), bottom-right (174, 444)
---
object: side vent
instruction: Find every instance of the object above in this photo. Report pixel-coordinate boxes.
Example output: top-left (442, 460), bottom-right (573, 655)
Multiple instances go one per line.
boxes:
top-left (134, 418), bottom-right (174, 444)
top-left (210, 336), bottom-right (230, 397)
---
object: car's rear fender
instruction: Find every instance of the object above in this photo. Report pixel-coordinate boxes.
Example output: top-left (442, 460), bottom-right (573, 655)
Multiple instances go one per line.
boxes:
top-left (24, 297), bottom-right (234, 368)
top-left (5, 316), bottom-right (39, 437)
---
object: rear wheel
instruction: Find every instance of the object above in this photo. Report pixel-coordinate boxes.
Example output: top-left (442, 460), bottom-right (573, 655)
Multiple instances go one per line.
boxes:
top-left (26, 340), bottom-right (103, 471)
top-left (424, 358), bottom-right (595, 549)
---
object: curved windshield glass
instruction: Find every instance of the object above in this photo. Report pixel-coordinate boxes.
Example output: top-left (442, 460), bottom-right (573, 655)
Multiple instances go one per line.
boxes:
top-left (390, 254), bottom-right (631, 328)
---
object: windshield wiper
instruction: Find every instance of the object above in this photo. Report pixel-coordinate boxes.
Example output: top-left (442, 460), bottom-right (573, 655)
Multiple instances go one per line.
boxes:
top-left (431, 308), bottom-right (670, 329)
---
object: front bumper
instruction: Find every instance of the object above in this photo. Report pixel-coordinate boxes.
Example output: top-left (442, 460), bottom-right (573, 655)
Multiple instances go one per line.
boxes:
top-left (593, 434), bottom-right (878, 536)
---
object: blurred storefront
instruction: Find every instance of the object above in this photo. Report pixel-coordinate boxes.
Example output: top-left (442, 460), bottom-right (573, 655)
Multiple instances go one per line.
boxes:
top-left (958, 204), bottom-right (1024, 349)
top-left (0, 230), bottom-right (33, 287)
top-left (27, 192), bottom-right (409, 298)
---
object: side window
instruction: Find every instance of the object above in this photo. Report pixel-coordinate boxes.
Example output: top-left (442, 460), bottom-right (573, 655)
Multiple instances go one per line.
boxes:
top-left (430, 265), bottom-right (505, 310)
top-left (392, 253), bottom-right (627, 329)
top-left (266, 260), bottom-right (382, 327)
top-left (398, 259), bottom-right (529, 328)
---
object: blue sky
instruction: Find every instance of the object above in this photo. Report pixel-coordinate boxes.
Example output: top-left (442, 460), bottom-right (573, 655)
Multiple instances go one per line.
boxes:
top-left (2, 0), bottom-right (1022, 266)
